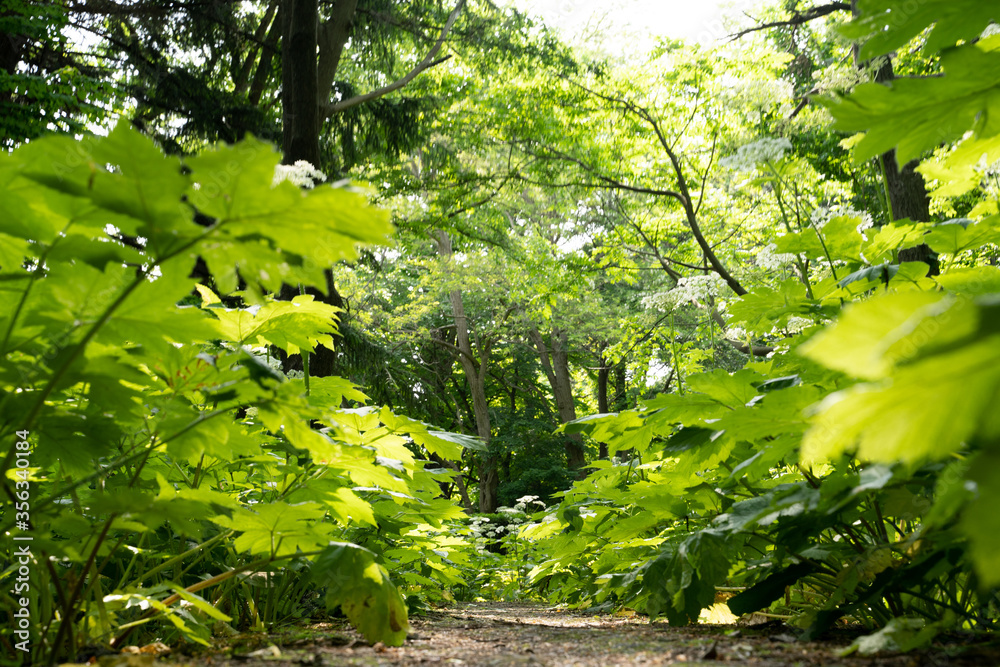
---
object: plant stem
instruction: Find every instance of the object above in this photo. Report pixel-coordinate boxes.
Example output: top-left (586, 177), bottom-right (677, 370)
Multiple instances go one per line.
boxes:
top-left (110, 549), bottom-right (326, 647)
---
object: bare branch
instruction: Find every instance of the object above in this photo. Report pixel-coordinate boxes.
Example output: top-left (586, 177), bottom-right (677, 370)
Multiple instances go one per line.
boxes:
top-left (695, 134), bottom-right (718, 215)
top-left (520, 145), bottom-right (686, 201)
top-left (325, 0), bottom-right (465, 116)
top-left (570, 80), bottom-right (749, 296)
top-left (728, 2), bottom-right (850, 41)
top-left (788, 89), bottom-right (819, 119)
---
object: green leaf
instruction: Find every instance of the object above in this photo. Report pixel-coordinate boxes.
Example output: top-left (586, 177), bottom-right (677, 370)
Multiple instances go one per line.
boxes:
top-left (773, 229), bottom-right (825, 257)
top-left (215, 502), bottom-right (328, 557)
top-left (888, 261), bottom-right (934, 289)
top-left (562, 410), bottom-right (654, 455)
top-left (821, 215), bottom-right (866, 263)
top-left (756, 375), bottom-right (801, 393)
top-left (380, 406), bottom-right (487, 456)
top-left (845, 0), bottom-right (998, 59)
top-left (960, 451), bottom-right (1000, 587)
top-left (919, 133), bottom-right (1000, 198)
top-left (936, 266), bottom-right (1000, 295)
top-left (820, 37), bottom-right (1000, 165)
top-left (642, 532), bottom-right (730, 625)
top-left (412, 429), bottom-right (487, 455)
top-left (642, 393), bottom-right (731, 426)
top-left (168, 585), bottom-right (233, 622)
top-left (307, 376), bottom-right (371, 408)
top-left (926, 216), bottom-right (1000, 255)
top-left (327, 487), bottom-right (378, 527)
top-left (87, 121), bottom-right (194, 242)
top-left (837, 263), bottom-right (898, 289)
top-left (101, 265), bottom-right (221, 353)
top-left (712, 384), bottom-right (819, 443)
top-left (685, 369), bottom-right (763, 408)
top-left (802, 331), bottom-right (1000, 464)
top-left (161, 410), bottom-right (232, 463)
top-left (860, 221), bottom-right (928, 266)
top-left (207, 292), bottom-right (339, 353)
top-left (311, 542), bottom-right (410, 646)
top-left (774, 216), bottom-right (864, 264)
top-left (840, 617), bottom-right (940, 656)
top-left (185, 136), bottom-right (393, 293)
top-left (799, 291), bottom-right (949, 379)
top-left (727, 278), bottom-right (811, 334)
top-left (728, 562), bottom-right (817, 616)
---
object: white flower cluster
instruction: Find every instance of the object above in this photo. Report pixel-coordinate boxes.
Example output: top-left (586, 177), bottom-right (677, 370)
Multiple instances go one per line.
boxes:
top-left (784, 316), bottom-right (814, 334)
top-left (642, 273), bottom-right (727, 312)
top-left (756, 243), bottom-right (796, 271)
top-left (469, 516), bottom-right (494, 539)
top-left (812, 64), bottom-right (861, 94)
top-left (273, 160), bottom-right (327, 189)
top-left (715, 75), bottom-right (794, 115)
top-left (810, 206), bottom-right (874, 233)
top-left (726, 327), bottom-right (748, 340)
top-left (263, 354), bottom-right (283, 372)
top-left (468, 503), bottom-right (540, 545)
top-left (720, 138), bottom-right (793, 172)
top-left (515, 495), bottom-right (546, 511)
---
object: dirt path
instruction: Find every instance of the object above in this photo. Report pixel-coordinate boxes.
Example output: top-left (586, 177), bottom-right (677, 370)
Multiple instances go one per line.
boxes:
top-left (157, 602), bottom-right (999, 667)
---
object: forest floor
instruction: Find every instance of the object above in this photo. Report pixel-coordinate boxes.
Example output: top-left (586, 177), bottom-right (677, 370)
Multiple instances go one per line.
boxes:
top-left (121, 602), bottom-right (1000, 667)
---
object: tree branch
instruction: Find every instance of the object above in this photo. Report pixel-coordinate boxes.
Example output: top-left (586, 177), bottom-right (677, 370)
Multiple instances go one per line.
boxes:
top-left (233, 0), bottom-right (279, 95)
top-left (708, 308), bottom-right (775, 357)
top-left (518, 144), bottom-right (685, 200)
top-left (325, 0), bottom-right (465, 116)
top-left (728, 3), bottom-right (850, 41)
top-left (565, 79), bottom-right (748, 296)
top-left (425, 330), bottom-right (478, 368)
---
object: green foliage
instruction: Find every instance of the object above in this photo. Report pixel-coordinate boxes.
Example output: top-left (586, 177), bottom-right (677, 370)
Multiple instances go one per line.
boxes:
top-left (0, 2), bottom-right (112, 148)
top-left (844, 0), bottom-right (997, 60)
top-left (820, 35), bottom-right (1000, 166)
top-left (0, 126), bottom-right (482, 662)
top-left (312, 543), bottom-right (409, 646)
top-left (492, 1), bottom-right (1000, 648)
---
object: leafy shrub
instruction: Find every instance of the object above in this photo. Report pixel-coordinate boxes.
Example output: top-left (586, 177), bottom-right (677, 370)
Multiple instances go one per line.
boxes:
top-left (517, 1), bottom-right (1000, 647)
top-left (0, 124), bottom-right (481, 662)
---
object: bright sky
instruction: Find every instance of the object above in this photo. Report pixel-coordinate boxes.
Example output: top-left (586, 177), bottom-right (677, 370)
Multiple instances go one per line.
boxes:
top-left (509, 0), bottom-right (758, 51)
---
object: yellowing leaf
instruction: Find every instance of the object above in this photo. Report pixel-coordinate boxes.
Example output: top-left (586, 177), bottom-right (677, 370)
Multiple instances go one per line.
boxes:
top-left (802, 335), bottom-right (1000, 464)
top-left (799, 291), bottom-right (947, 379)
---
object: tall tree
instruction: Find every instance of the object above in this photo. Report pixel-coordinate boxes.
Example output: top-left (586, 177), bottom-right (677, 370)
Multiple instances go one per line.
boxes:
top-left (528, 325), bottom-right (585, 471)
top-left (434, 230), bottom-right (500, 512)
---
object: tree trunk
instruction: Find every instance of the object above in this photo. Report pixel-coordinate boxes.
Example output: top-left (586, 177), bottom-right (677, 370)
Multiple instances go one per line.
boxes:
top-left (614, 365), bottom-right (632, 462)
top-left (850, 0), bottom-right (938, 275)
top-left (529, 326), bottom-right (586, 471)
top-left (248, 6), bottom-right (284, 107)
top-left (317, 0), bottom-right (360, 102)
top-left (613, 365), bottom-right (627, 411)
top-left (434, 230), bottom-right (498, 513)
top-left (281, 0), bottom-right (321, 166)
top-left (597, 355), bottom-right (610, 460)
